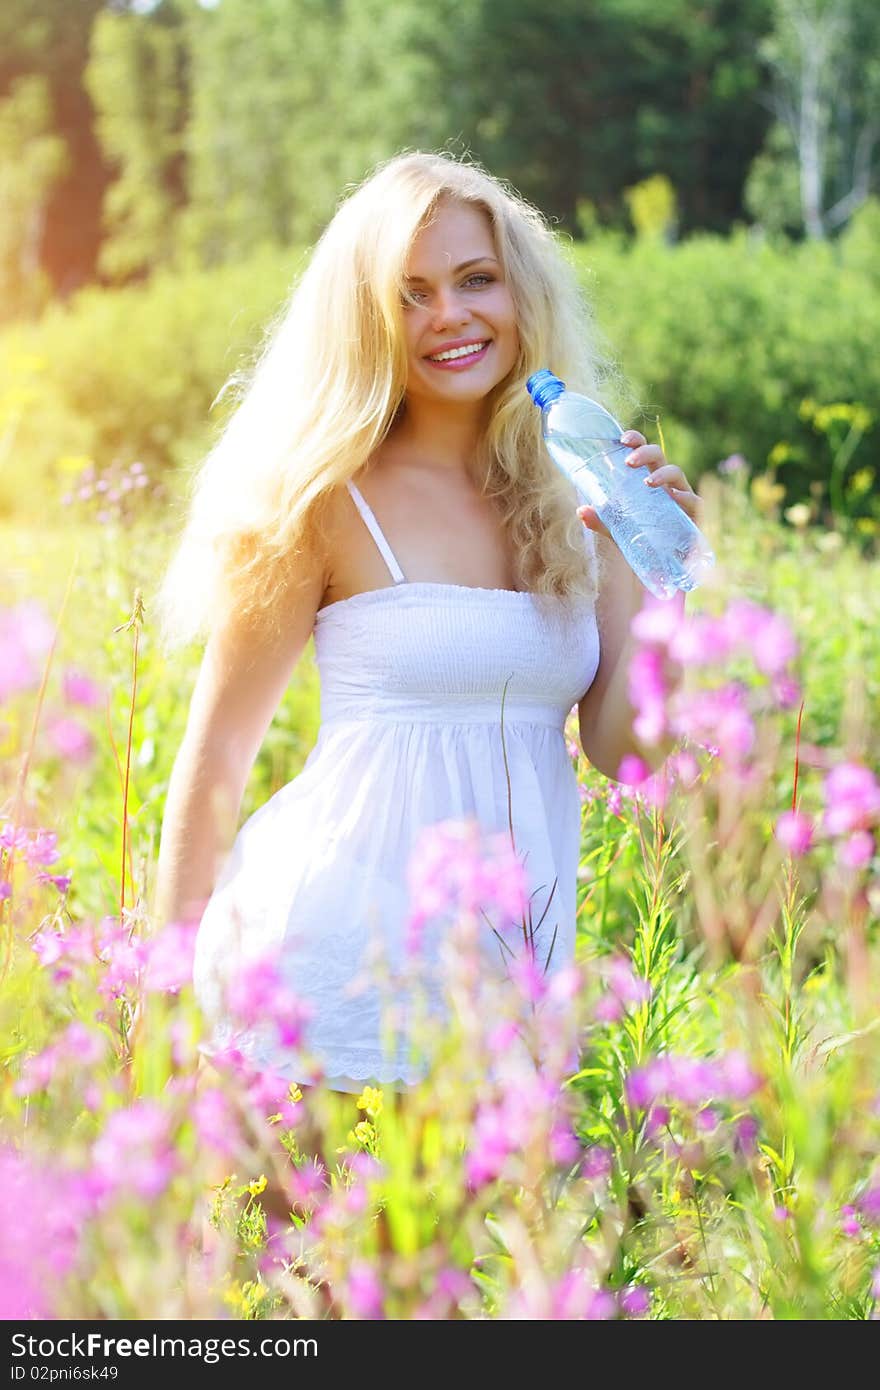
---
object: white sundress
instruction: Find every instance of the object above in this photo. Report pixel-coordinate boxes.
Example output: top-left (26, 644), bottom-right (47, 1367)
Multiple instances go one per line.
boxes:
top-left (192, 479), bottom-right (601, 1093)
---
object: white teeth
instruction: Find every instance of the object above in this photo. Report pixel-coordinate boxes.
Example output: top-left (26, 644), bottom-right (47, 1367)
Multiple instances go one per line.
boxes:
top-left (427, 341), bottom-right (488, 362)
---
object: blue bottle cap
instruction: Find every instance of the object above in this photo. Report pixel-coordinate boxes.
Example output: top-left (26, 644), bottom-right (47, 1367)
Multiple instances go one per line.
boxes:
top-left (526, 370), bottom-right (566, 410)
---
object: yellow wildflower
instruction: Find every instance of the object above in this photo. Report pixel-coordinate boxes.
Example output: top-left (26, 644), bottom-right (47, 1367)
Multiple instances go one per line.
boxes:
top-left (56, 454), bottom-right (94, 475)
top-left (247, 1174), bottom-right (268, 1196)
top-left (222, 1282), bottom-right (247, 1311)
top-left (814, 402), bottom-right (873, 433)
top-left (357, 1085), bottom-right (384, 1118)
top-left (847, 467), bottom-right (874, 499)
top-left (767, 441), bottom-right (793, 468)
top-left (750, 474), bottom-right (785, 515)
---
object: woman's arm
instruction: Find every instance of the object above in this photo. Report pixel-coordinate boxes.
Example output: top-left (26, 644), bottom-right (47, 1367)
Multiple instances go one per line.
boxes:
top-left (577, 535), bottom-right (684, 780)
top-left (575, 427), bottom-right (699, 782)
top-left (152, 536), bottom-right (327, 932)
top-left (153, 734), bottom-right (257, 932)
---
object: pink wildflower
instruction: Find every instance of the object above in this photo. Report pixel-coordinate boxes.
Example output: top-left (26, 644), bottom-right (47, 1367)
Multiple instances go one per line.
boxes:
top-left (405, 817), bottom-right (529, 949)
top-left (718, 453), bottom-right (747, 475)
top-left (627, 1050), bottom-right (761, 1110)
top-left (581, 1145), bottom-right (613, 1181)
top-left (594, 993), bottom-right (624, 1023)
top-left (669, 749), bottom-right (701, 787)
top-left (61, 667), bottom-right (103, 708)
top-left (837, 831), bottom-right (874, 870)
top-left (668, 612), bottom-right (733, 666)
top-left (857, 1187), bottom-right (880, 1225)
top-left (25, 829), bottom-right (59, 866)
top-left (721, 598), bottom-right (772, 648)
top-left (225, 949), bottom-right (313, 1047)
top-left (750, 612), bottom-right (799, 675)
top-left (466, 1103), bottom-right (514, 1188)
top-left (91, 1100), bottom-right (178, 1203)
top-left (671, 683), bottom-right (755, 763)
top-left (607, 956), bottom-right (652, 1003)
top-left (31, 922), bottom-right (96, 982)
top-left (617, 754), bottom-right (651, 785)
top-left (192, 1088), bottom-right (238, 1159)
top-left (774, 810), bottom-right (814, 857)
top-left (0, 632), bottom-right (35, 701)
top-left (507, 949), bottom-right (550, 1001)
top-left (96, 921), bottom-right (147, 999)
top-left (551, 1270), bottom-right (615, 1320)
top-left (630, 594), bottom-right (684, 646)
top-left (346, 1261), bottom-right (385, 1319)
top-left (619, 1284), bottom-right (651, 1318)
top-left (246, 1067), bottom-right (304, 1127)
top-left (628, 647), bottom-right (668, 745)
top-left (822, 762), bottom-right (880, 835)
top-left (144, 918), bottom-right (199, 994)
top-left (549, 1123), bottom-right (581, 1165)
top-left (47, 717), bottom-right (94, 764)
top-left (0, 822), bottom-right (29, 852)
top-left (734, 1114), bottom-right (759, 1155)
top-left (771, 673), bottom-right (801, 708)
top-left (14, 1046), bottom-right (58, 1096)
top-left (0, 1146), bottom-right (92, 1317)
top-left (0, 602), bottom-right (54, 704)
top-left (36, 870), bottom-right (72, 893)
top-left (717, 1050), bottom-right (763, 1100)
top-left (605, 784), bottom-right (624, 817)
top-left (646, 1103), bottom-right (671, 1138)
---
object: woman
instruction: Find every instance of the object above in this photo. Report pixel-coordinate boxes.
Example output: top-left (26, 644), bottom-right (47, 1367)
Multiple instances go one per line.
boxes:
top-left (152, 150), bottom-right (700, 1102)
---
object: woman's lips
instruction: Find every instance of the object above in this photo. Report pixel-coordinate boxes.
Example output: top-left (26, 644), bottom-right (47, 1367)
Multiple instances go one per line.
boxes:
top-left (423, 341), bottom-right (491, 371)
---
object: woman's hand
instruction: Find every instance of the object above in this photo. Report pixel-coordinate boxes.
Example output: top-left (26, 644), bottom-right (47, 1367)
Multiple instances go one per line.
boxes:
top-left (576, 429), bottom-right (703, 538)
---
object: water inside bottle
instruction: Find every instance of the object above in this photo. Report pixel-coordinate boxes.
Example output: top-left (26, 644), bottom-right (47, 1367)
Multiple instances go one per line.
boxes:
top-left (546, 434), bottom-right (713, 599)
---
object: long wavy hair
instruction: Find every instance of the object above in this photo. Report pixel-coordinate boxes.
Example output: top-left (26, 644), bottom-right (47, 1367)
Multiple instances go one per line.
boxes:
top-left (153, 149), bottom-right (635, 652)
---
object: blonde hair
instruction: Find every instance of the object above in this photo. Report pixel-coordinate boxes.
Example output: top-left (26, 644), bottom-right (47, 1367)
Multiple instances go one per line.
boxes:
top-left (152, 149), bottom-right (634, 653)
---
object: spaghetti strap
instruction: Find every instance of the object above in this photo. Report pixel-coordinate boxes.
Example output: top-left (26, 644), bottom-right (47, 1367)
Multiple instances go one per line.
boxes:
top-left (346, 479), bottom-right (406, 584)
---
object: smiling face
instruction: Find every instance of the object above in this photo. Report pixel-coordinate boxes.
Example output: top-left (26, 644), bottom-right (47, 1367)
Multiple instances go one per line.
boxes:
top-left (399, 197), bottom-right (520, 408)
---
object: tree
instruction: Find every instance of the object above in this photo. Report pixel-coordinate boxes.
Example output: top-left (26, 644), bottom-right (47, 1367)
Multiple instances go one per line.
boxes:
top-left (174, 0), bottom-right (345, 262)
top-left (746, 0), bottom-right (880, 237)
top-left (84, 1), bottom-right (188, 280)
top-left (0, 76), bottom-right (67, 318)
top-left (0, 0), bottom-right (107, 304)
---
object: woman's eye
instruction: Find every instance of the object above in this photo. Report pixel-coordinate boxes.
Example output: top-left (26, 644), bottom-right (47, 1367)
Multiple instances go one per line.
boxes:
top-left (401, 275), bottom-right (493, 308)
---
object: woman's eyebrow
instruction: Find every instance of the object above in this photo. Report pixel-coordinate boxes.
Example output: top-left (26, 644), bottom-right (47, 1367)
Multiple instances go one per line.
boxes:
top-left (405, 256), bottom-right (499, 283)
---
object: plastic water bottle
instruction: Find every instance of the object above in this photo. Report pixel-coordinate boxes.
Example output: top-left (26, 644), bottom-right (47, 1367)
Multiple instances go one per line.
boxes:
top-left (527, 369), bottom-right (715, 599)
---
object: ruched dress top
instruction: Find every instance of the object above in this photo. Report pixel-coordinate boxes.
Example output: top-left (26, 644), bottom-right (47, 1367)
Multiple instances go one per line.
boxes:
top-left (193, 479), bottom-right (601, 1092)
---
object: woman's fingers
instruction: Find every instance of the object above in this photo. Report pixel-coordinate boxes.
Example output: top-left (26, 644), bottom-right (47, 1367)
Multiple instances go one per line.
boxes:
top-left (669, 488), bottom-right (704, 523)
top-left (625, 444), bottom-right (666, 471)
top-left (628, 451), bottom-right (694, 498)
top-left (576, 504), bottom-right (611, 539)
top-left (642, 462), bottom-right (690, 490)
top-left (583, 433), bottom-right (704, 531)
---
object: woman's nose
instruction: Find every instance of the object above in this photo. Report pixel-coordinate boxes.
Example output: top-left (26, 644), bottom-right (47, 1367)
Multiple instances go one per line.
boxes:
top-left (430, 287), bottom-right (471, 328)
